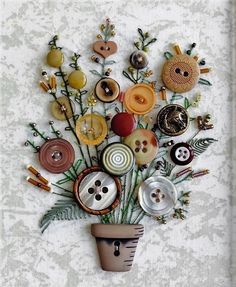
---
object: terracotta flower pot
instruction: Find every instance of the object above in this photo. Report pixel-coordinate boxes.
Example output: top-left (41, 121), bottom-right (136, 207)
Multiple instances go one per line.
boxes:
top-left (91, 223), bottom-right (144, 272)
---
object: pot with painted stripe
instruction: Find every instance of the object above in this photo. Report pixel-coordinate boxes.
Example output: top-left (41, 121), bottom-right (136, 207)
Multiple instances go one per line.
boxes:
top-left (91, 224), bottom-right (144, 272)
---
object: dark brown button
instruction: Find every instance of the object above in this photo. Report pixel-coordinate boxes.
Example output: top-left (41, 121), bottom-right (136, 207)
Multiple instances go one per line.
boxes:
top-left (39, 139), bottom-right (75, 174)
top-left (111, 112), bottom-right (136, 137)
top-left (170, 142), bottom-right (194, 166)
top-left (95, 78), bottom-right (120, 103)
top-left (130, 51), bottom-right (148, 70)
top-left (156, 104), bottom-right (189, 136)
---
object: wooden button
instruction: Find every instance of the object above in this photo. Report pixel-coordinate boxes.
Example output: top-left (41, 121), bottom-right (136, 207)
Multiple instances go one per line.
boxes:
top-left (95, 78), bottom-right (120, 103)
top-left (68, 70), bottom-right (87, 89)
top-left (46, 49), bottom-right (64, 68)
top-left (50, 96), bottom-right (73, 121)
top-left (73, 166), bottom-right (121, 215)
top-left (111, 112), bottom-right (136, 137)
top-left (93, 41), bottom-right (117, 58)
top-left (130, 51), bottom-right (148, 70)
top-left (162, 54), bottom-right (200, 93)
top-left (75, 114), bottom-right (107, 145)
top-left (124, 83), bottom-right (156, 115)
top-left (124, 129), bottom-right (158, 165)
top-left (39, 139), bottom-right (75, 174)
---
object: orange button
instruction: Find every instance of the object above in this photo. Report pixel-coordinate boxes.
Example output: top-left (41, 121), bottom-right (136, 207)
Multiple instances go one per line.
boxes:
top-left (76, 114), bottom-right (107, 145)
top-left (124, 83), bottom-right (156, 115)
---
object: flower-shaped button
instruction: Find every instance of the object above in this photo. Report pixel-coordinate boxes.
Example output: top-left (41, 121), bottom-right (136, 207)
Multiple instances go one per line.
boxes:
top-left (124, 83), bottom-right (156, 115)
top-left (95, 78), bottom-right (120, 103)
top-left (76, 114), bottom-right (108, 145)
top-left (170, 142), bottom-right (194, 166)
top-left (138, 176), bottom-right (177, 217)
top-left (124, 129), bottom-right (158, 165)
top-left (74, 166), bottom-right (121, 215)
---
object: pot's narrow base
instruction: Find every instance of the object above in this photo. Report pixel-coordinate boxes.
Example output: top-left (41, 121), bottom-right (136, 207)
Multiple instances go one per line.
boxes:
top-left (91, 224), bottom-right (144, 272)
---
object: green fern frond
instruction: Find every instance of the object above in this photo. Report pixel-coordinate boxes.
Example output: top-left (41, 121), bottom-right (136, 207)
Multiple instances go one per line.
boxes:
top-left (189, 138), bottom-right (217, 157)
top-left (160, 158), bottom-right (175, 177)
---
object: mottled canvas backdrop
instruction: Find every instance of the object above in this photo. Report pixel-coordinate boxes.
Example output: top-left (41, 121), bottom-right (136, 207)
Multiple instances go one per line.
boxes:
top-left (0, 0), bottom-right (235, 287)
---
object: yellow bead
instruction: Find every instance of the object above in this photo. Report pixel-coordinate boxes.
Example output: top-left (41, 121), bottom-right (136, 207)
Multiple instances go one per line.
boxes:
top-left (47, 49), bottom-right (64, 68)
top-left (68, 70), bottom-right (87, 89)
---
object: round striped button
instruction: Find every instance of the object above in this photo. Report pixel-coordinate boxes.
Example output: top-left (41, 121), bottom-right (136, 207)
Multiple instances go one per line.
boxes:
top-left (101, 143), bottom-right (135, 176)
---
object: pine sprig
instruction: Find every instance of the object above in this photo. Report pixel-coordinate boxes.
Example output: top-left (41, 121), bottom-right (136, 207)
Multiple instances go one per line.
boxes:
top-left (189, 138), bottom-right (217, 157)
top-left (40, 198), bottom-right (87, 233)
top-left (160, 158), bottom-right (175, 177)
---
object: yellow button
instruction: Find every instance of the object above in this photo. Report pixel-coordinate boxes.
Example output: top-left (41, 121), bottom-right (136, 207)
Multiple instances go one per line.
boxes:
top-left (50, 96), bottom-right (73, 121)
top-left (76, 114), bottom-right (108, 145)
top-left (124, 83), bottom-right (156, 115)
top-left (68, 70), bottom-right (87, 90)
top-left (47, 49), bottom-right (64, 68)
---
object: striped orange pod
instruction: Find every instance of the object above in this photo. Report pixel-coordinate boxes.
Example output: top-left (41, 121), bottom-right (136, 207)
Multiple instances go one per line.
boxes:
top-left (200, 67), bottom-right (211, 74)
top-left (26, 177), bottom-right (51, 192)
top-left (173, 43), bottom-right (182, 55)
top-left (49, 74), bottom-right (57, 89)
top-left (27, 165), bottom-right (49, 185)
top-left (159, 87), bottom-right (167, 100)
top-left (39, 81), bottom-right (50, 92)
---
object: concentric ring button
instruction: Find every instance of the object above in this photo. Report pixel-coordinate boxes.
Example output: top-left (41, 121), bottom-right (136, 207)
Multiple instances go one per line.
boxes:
top-left (75, 114), bottom-right (108, 145)
top-left (111, 112), bottom-right (136, 137)
top-left (124, 83), bottom-right (156, 115)
top-left (39, 138), bottom-right (75, 173)
top-left (95, 78), bottom-right (120, 103)
top-left (73, 166), bottom-right (121, 215)
top-left (100, 143), bottom-right (135, 176)
top-left (170, 142), bottom-right (194, 165)
top-left (138, 176), bottom-right (177, 216)
top-left (124, 129), bottom-right (158, 165)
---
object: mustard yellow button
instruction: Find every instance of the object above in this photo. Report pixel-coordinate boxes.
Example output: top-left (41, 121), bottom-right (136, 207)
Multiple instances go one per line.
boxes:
top-left (50, 96), bottom-right (73, 121)
top-left (76, 114), bottom-right (108, 145)
top-left (47, 49), bottom-right (64, 68)
top-left (124, 83), bottom-right (156, 115)
top-left (68, 70), bottom-right (87, 90)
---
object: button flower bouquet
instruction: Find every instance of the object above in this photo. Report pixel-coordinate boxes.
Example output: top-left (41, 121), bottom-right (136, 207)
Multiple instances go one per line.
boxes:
top-left (25, 19), bottom-right (217, 272)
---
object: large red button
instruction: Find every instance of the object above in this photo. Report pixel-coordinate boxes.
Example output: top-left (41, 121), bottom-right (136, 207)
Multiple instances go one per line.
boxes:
top-left (111, 112), bottom-right (136, 137)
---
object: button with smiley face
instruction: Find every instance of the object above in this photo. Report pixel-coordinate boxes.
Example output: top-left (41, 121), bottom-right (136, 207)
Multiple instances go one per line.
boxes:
top-left (162, 54), bottom-right (200, 93)
top-left (95, 78), bottom-right (120, 103)
top-left (138, 176), bottom-right (177, 217)
top-left (156, 104), bottom-right (189, 136)
top-left (73, 166), bottom-right (121, 215)
top-left (75, 114), bottom-right (108, 145)
top-left (124, 129), bottom-right (158, 165)
top-left (124, 83), bottom-right (156, 115)
top-left (170, 142), bottom-right (194, 166)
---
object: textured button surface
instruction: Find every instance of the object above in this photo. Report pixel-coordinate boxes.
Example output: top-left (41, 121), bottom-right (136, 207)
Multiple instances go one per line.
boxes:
top-left (50, 96), bottom-right (73, 121)
top-left (124, 83), bottom-right (156, 115)
top-left (73, 166), bottom-right (121, 215)
top-left (111, 112), bottom-right (136, 137)
top-left (95, 78), bottom-right (120, 102)
top-left (39, 138), bottom-right (75, 174)
top-left (138, 176), bottom-right (177, 216)
top-left (46, 49), bottom-right (64, 68)
top-left (162, 54), bottom-right (200, 93)
top-left (76, 114), bottom-right (107, 145)
top-left (170, 142), bottom-right (194, 165)
top-left (101, 143), bottom-right (135, 176)
top-left (156, 104), bottom-right (189, 136)
top-left (130, 50), bottom-right (148, 70)
top-left (124, 129), bottom-right (158, 165)
top-left (93, 41), bottom-right (118, 58)
top-left (68, 70), bottom-right (87, 89)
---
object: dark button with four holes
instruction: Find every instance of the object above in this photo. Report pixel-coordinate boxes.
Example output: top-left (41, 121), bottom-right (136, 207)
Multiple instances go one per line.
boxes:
top-left (170, 142), bottom-right (194, 166)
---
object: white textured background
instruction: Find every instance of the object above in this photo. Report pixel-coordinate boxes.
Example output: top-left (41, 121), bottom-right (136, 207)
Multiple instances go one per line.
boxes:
top-left (0, 0), bottom-right (236, 286)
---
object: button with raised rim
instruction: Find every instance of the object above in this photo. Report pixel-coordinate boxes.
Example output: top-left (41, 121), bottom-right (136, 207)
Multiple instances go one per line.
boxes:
top-left (124, 83), bottom-right (156, 115)
top-left (73, 166), bottom-right (121, 215)
top-left (138, 176), bottom-right (177, 217)
top-left (39, 138), bottom-right (75, 174)
top-left (95, 78), bottom-right (120, 103)
top-left (111, 112), bottom-right (136, 137)
top-left (100, 143), bottom-right (135, 176)
top-left (156, 104), bottom-right (189, 136)
top-left (124, 129), bottom-right (158, 165)
top-left (130, 50), bottom-right (148, 70)
top-left (50, 96), bottom-right (73, 121)
top-left (170, 142), bottom-right (194, 166)
top-left (75, 114), bottom-right (107, 145)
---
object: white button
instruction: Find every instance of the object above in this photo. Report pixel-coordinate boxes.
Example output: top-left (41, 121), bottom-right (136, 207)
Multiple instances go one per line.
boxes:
top-left (175, 146), bottom-right (190, 162)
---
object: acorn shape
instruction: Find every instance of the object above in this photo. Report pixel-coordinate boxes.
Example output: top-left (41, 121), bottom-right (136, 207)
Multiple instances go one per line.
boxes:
top-left (47, 49), bottom-right (64, 68)
top-left (68, 70), bottom-right (87, 89)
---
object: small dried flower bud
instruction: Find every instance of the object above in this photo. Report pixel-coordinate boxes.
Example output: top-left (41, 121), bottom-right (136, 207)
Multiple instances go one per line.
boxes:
top-left (49, 121), bottom-right (54, 125)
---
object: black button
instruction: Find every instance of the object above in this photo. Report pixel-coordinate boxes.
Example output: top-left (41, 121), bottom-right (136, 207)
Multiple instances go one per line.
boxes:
top-left (170, 142), bottom-right (194, 166)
